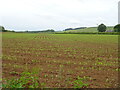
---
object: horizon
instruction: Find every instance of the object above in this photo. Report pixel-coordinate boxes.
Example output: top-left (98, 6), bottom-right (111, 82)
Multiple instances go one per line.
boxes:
top-left (2, 25), bottom-right (115, 32)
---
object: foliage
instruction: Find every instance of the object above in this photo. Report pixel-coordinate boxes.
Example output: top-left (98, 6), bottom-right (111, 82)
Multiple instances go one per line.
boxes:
top-left (64, 28), bottom-right (73, 31)
top-left (22, 29), bottom-right (55, 33)
top-left (0, 26), bottom-right (15, 32)
top-left (55, 32), bottom-right (119, 35)
top-left (64, 27), bottom-right (86, 31)
top-left (0, 26), bottom-right (6, 32)
top-left (73, 76), bottom-right (88, 88)
top-left (45, 29), bottom-right (55, 32)
top-left (2, 72), bottom-right (41, 88)
top-left (97, 24), bottom-right (107, 32)
top-left (114, 24), bottom-right (120, 32)
top-left (63, 26), bottom-right (113, 33)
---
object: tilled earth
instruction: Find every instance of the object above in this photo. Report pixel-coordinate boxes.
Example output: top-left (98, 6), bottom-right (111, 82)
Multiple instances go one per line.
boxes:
top-left (2, 33), bottom-right (119, 88)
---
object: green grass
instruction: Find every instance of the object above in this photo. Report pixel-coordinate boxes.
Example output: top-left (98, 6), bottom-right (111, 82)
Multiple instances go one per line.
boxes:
top-left (64, 26), bottom-right (114, 33)
top-left (49, 34), bottom-right (118, 44)
top-left (2, 32), bottom-right (38, 39)
top-left (2, 72), bottom-right (41, 88)
top-left (73, 76), bottom-right (89, 88)
top-left (2, 33), bottom-right (118, 44)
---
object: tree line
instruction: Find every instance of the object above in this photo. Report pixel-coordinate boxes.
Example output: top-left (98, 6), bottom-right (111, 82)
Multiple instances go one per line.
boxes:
top-left (97, 24), bottom-right (120, 32)
top-left (0, 24), bottom-right (120, 32)
top-left (0, 26), bottom-right (14, 32)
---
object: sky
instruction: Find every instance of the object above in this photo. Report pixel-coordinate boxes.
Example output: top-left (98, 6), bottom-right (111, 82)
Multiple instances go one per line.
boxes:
top-left (0, 0), bottom-right (119, 31)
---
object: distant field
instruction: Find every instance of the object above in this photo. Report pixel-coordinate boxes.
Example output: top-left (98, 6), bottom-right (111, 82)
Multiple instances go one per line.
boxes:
top-left (64, 27), bottom-right (114, 32)
top-left (2, 32), bottom-right (119, 88)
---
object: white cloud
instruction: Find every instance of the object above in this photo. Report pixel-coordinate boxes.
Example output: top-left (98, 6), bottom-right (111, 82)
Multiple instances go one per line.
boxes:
top-left (0, 0), bottom-right (119, 31)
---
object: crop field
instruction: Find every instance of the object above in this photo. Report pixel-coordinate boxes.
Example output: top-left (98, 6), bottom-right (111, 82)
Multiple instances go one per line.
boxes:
top-left (2, 32), bottom-right (119, 88)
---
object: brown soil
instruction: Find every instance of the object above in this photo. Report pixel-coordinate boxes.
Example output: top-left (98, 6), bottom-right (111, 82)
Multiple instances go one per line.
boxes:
top-left (2, 33), bottom-right (119, 88)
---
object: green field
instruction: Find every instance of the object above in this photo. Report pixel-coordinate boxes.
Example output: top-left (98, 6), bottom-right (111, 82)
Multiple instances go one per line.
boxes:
top-left (64, 27), bottom-right (113, 32)
top-left (2, 32), bottom-right (119, 88)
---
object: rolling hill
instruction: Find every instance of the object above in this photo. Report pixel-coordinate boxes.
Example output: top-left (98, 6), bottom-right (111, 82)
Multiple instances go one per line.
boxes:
top-left (64, 26), bottom-right (114, 33)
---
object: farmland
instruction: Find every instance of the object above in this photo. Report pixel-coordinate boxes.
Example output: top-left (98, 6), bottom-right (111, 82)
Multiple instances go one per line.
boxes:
top-left (64, 26), bottom-right (113, 33)
top-left (2, 32), bottom-right (119, 88)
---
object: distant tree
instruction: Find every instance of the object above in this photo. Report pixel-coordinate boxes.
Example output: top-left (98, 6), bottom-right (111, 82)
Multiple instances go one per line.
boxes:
top-left (45, 29), bottom-right (55, 32)
top-left (11, 30), bottom-right (15, 32)
top-left (97, 24), bottom-right (107, 32)
top-left (2, 26), bottom-right (5, 30)
top-left (65, 28), bottom-right (73, 31)
top-left (25, 30), bottom-right (29, 32)
top-left (114, 24), bottom-right (120, 32)
top-left (0, 26), bottom-right (15, 32)
top-left (1, 26), bottom-right (8, 32)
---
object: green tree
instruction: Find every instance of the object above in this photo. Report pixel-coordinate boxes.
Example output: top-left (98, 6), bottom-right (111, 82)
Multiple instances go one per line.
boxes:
top-left (0, 26), bottom-right (8, 32)
top-left (2, 26), bottom-right (5, 30)
top-left (97, 24), bottom-right (107, 32)
top-left (45, 29), bottom-right (55, 32)
top-left (114, 24), bottom-right (120, 32)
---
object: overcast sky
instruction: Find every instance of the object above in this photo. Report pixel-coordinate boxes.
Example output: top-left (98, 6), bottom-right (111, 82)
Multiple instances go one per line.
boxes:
top-left (0, 0), bottom-right (119, 31)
